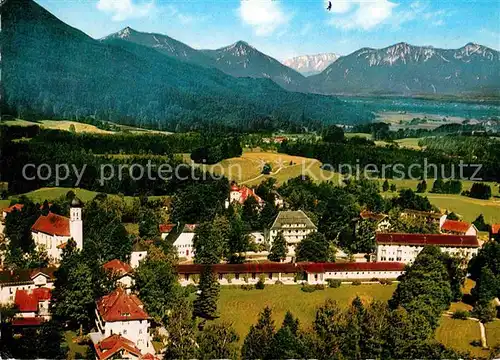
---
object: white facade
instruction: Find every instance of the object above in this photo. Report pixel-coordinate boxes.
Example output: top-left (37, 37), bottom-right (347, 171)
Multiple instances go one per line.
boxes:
top-left (70, 206), bottom-right (83, 249)
top-left (306, 269), bottom-right (403, 284)
top-left (270, 211), bottom-right (317, 256)
top-left (376, 243), bottom-right (479, 264)
top-left (95, 312), bottom-right (153, 354)
top-left (32, 232), bottom-right (71, 262)
top-left (0, 272), bottom-right (54, 304)
top-left (130, 251), bottom-right (147, 269)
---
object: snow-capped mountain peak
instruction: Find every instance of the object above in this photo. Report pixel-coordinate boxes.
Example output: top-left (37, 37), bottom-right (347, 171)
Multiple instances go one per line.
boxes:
top-left (283, 53), bottom-right (339, 76)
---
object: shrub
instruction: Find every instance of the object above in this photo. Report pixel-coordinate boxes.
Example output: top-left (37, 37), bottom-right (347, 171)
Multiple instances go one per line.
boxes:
top-left (301, 284), bottom-right (316, 293)
top-left (191, 274), bottom-right (200, 284)
top-left (184, 284), bottom-right (197, 295)
top-left (224, 273), bottom-right (234, 284)
top-left (241, 284), bottom-right (253, 291)
top-left (242, 274), bottom-right (249, 284)
top-left (274, 280), bottom-right (283, 285)
top-left (255, 278), bottom-right (265, 290)
top-left (379, 279), bottom-right (393, 285)
top-left (326, 279), bottom-right (341, 288)
top-left (351, 280), bottom-right (362, 286)
top-left (370, 277), bottom-right (380, 282)
top-left (452, 310), bottom-right (470, 320)
top-left (314, 284), bottom-right (325, 290)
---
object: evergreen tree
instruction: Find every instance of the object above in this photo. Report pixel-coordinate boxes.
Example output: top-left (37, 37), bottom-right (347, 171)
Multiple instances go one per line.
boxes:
top-left (390, 184), bottom-right (397, 192)
top-left (431, 178), bottom-right (444, 193)
top-left (473, 214), bottom-right (490, 232)
top-left (241, 306), bottom-right (276, 359)
top-left (446, 212), bottom-right (460, 220)
top-left (416, 180), bottom-right (427, 193)
top-left (268, 231), bottom-right (287, 262)
top-left (163, 301), bottom-right (197, 360)
top-left (471, 266), bottom-right (498, 304)
top-left (193, 215), bottom-right (230, 264)
top-left (138, 207), bottom-right (161, 239)
top-left (193, 266), bottom-right (220, 320)
top-left (382, 179), bottom-right (389, 192)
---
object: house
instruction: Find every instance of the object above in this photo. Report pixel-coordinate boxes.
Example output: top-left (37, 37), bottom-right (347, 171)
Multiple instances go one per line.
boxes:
top-left (375, 233), bottom-right (480, 264)
top-left (12, 287), bottom-right (51, 326)
top-left (0, 267), bottom-right (56, 304)
top-left (31, 197), bottom-right (83, 263)
top-left (173, 224), bottom-right (197, 260)
top-left (94, 288), bottom-right (154, 355)
top-left (103, 259), bottom-right (134, 289)
top-left (130, 242), bottom-right (148, 269)
top-left (359, 210), bottom-right (391, 232)
top-left (269, 210), bottom-right (317, 255)
top-left (176, 262), bottom-right (405, 286)
top-left (93, 334), bottom-right (142, 360)
top-left (490, 224), bottom-right (499, 241)
top-left (225, 184), bottom-right (264, 209)
top-left (159, 224), bottom-right (175, 240)
top-left (440, 219), bottom-right (478, 236)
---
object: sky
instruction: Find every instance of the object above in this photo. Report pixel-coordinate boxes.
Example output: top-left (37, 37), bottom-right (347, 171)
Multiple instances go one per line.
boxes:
top-left (37, 0), bottom-right (500, 61)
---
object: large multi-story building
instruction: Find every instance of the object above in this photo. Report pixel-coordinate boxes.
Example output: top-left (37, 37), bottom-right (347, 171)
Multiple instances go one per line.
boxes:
top-left (173, 224), bottom-right (197, 260)
top-left (375, 233), bottom-right (480, 264)
top-left (270, 210), bottom-right (317, 255)
top-left (94, 288), bottom-right (154, 355)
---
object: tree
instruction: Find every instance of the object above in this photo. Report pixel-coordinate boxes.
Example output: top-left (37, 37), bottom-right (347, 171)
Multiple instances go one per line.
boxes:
top-left (360, 301), bottom-right (390, 359)
top-left (431, 178), bottom-right (444, 193)
top-left (163, 301), bottom-right (197, 360)
top-left (313, 299), bottom-right (344, 358)
top-left (268, 312), bottom-right (303, 359)
top-left (138, 207), bottom-right (161, 239)
top-left (382, 179), bottom-right (389, 192)
top-left (193, 266), bottom-right (220, 321)
top-left (353, 219), bottom-right (377, 254)
top-left (468, 183), bottom-right (492, 200)
top-left (473, 214), bottom-right (490, 232)
top-left (447, 212), bottom-right (460, 220)
top-left (471, 266), bottom-right (498, 304)
top-left (227, 215), bottom-right (251, 264)
top-left (37, 320), bottom-right (68, 359)
top-left (390, 184), bottom-right (397, 192)
top-left (296, 232), bottom-right (334, 262)
top-left (241, 306), bottom-right (276, 359)
top-left (322, 125), bottom-right (344, 143)
top-left (193, 215), bottom-right (230, 264)
top-left (134, 246), bottom-right (183, 322)
top-left (261, 163), bottom-right (272, 175)
top-left (473, 301), bottom-right (497, 323)
top-left (441, 253), bottom-right (467, 302)
top-left (416, 180), bottom-right (427, 193)
top-left (268, 231), bottom-right (287, 262)
top-left (391, 189), bottom-right (433, 212)
top-left (197, 322), bottom-right (239, 360)
top-left (241, 196), bottom-right (260, 230)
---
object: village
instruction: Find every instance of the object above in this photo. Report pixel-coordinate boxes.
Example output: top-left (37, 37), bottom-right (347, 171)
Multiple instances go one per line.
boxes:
top-left (0, 180), bottom-right (499, 360)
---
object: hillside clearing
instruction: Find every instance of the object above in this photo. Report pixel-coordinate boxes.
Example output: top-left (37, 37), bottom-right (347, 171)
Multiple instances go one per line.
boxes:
top-left (435, 317), bottom-right (487, 358)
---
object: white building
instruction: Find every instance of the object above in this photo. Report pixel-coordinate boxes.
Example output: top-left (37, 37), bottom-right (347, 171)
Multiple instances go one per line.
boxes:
top-left (270, 210), bottom-right (317, 255)
top-left (159, 224), bottom-right (175, 240)
top-left (94, 288), bottom-right (154, 355)
top-left (225, 184), bottom-right (264, 209)
top-left (130, 242), bottom-right (149, 269)
top-left (103, 259), bottom-right (134, 289)
top-left (176, 262), bottom-right (405, 286)
top-left (12, 287), bottom-right (51, 326)
top-left (31, 198), bottom-right (83, 263)
top-left (375, 233), bottom-right (480, 264)
top-left (173, 224), bottom-right (197, 260)
top-left (0, 268), bottom-right (55, 304)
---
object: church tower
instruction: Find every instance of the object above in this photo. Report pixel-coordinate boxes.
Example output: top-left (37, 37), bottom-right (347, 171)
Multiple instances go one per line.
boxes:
top-left (70, 197), bottom-right (83, 250)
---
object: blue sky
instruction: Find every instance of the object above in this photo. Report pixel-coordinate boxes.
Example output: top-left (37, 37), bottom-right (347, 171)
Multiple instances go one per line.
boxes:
top-left (37, 0), bottom-right (500, 60)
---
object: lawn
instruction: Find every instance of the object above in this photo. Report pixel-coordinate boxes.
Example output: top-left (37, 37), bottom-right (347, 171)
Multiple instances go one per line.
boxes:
top-left (435, 317), bottom-right (487, 358)
top-left (216, 284), bottom-right (396, 341)
top-left (64, 331), bottom-right (91, 359)
top-left (426, 194), bottom-right (500, 224)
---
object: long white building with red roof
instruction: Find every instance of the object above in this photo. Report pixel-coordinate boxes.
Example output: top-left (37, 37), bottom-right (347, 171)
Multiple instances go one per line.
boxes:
top-left (376, 233), bottom-right (480, 264)
top-left (94, 288), bottom-right (154, 355)
top-left (31, 198), bottom-right (83, 263)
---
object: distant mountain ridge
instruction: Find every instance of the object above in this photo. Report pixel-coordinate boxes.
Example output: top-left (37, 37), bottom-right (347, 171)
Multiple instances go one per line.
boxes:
top-left (283, 53), bottom-right (339, 76)
top-left (309, 42), bottom-right (500, 96)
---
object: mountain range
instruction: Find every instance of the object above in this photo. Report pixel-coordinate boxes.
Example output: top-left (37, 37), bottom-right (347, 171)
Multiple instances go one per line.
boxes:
top-left (1, 0), bottom-right (370, 131)
top-left (283, 53), bottom-right (339, 76)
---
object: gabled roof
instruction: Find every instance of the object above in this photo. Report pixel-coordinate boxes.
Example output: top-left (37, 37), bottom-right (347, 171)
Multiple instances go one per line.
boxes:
top-left (176, 262), bottom-right (406, 274)
top-left (360, 210), bottom-right (388, 222)
top-left (96, 288), bottom-right (149, 322)
top-left (159, 224), bottom-right (175, 233)
top-left (3, 203), bottom-right (24, 214)
top-left (271, 210), bottom-right (317, 230)
top-left (103, 259), bottom-right (133, 277)
top-left (376, 233), bottom-right (479, 247)
top-left (230, 184), bottom-right (263, 204)
top-left (441, 219), bottom-right (472, 234)
top-left (15, 288), bottom-right (51, 312)
top-left (31, 212), bottom-right (70, 237)
top-left (0, 267), bottom-right (56, 285)
top-left (94, 334), bottom-right (142, 360)
top-left (491, 224), bottom-right (500, 235)
top-left (182, 224), bottom-right (197, 233)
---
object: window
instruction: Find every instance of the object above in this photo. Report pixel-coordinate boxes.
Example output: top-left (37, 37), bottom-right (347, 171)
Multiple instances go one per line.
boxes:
top-left (123, 329), bottom-right (127, 335)
top-left (218, 273), bottom-right (223, 280)
top-left (235, 273), bottom-right (240, 280)
top-left (185, 274), bottom-right (189, 281)
top-left (139, 329), bottom-right (142, 334)
top-left (268, 273), bottom-right (273, 280)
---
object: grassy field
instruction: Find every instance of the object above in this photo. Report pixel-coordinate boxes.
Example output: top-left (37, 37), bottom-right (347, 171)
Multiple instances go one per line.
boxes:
top-left (216, 284), bottom-right (396, 341)
top-left (64, 331), bottom-right (90, 359)
top-left (435, 317), bottom-right (487, 358)
top-left (485, 321), bottom-right (500, 349)
top-left (426, 194), bottom-right (500, 224)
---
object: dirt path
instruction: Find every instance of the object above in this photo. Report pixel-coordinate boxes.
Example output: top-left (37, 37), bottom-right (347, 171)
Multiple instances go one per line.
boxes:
top-left (443, 311), bottom-right (488, 348)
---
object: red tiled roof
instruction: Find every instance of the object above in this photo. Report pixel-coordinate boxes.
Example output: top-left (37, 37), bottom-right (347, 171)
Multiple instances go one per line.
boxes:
top-left (3, 203), bottom-right (24, 214)
top-left (103, 259), bottom-right (133, 276)
top-left (183, 224), bottom-right (197, 232)
top-left (376, 233), bottom-right (479, 247)
top-left (360, 210), bottom-right (388, 221)
top-left (176, 262), bottom-right (406, 274)
top-left (31, 212), bottom-right (70, 237)
top-left (491, 224), bottom-right (500, 235)
top-left (159, 224), bottom-right (175, 233)
top-left (12, 317), bottom-right (44, 326)
top-left (230, 185), bottom-right (263, 204)
top-left (96, 288), bottom-right (149, 322)
top-left (141, 353), bottom-right (158, 360)
top-left (94, 334), bottom-right (142, 360)
top-left (14, 288), bottom-right (51, 312)
top-left (441, 220), bottom-right (472, 234)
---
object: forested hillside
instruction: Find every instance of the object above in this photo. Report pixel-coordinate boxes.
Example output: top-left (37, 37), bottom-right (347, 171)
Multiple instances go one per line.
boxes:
top-left (0, 0), bottom-right (373, 132)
